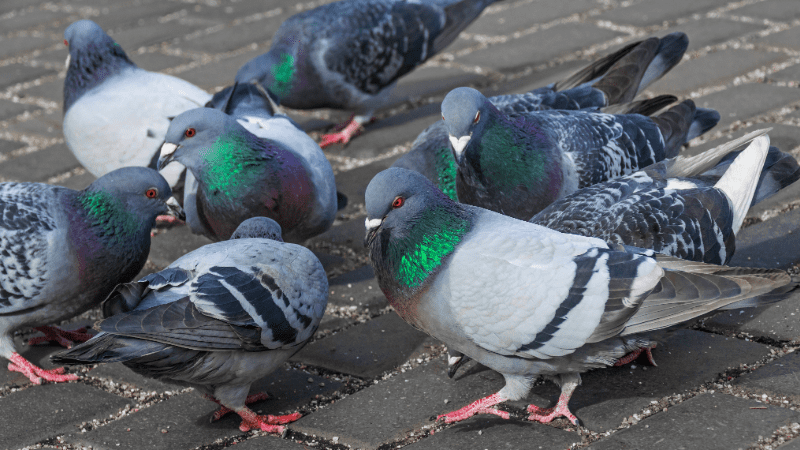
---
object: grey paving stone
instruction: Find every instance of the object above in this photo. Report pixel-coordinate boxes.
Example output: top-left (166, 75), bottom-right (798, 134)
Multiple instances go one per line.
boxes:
top-left (587, 393), bottom-right (799, 450)
top-left (0, 9), bottom-right (62, 34)
top-left (6, 111), bottom-right (64, 140)
top-left (291, 313), bottom-right (435, 378)
top-left (595, 0), bottom-right (725, 26)
top-left (111, 22), bottom-right (197, 50)
top-left (331, 154), bottom-right (404, 209)
top-left (177, 47), bottom-right (264, 89)
top-left (778, 439), bottom-right (800, 450)
top-left (0, 0), bottom-right (42, 15)
top-left (0, 143), bottom-right (81, 182)
top-left (702, 291), bottom-right (800, 343)
top-left (0, 35), bottom-right (52, 60)
top-left (685, 123), bottom-right (800, 158)
top-left (645, 49), bottom-right (788, 96)
top-left (0, 98), bottom-right (41, 121)
top-left (147, 225), bottom-right (213, 270)
top-left (735, 352), bottom-right (800, 401)
top-left (466, 0), bottom-right (597, 36)
top-left (328, 265), bottom-right (387, 311)
top-left (405, 416), bottom-right (581, 450)
top-left (387, 65), bottom-right (489, 108)
top-left (94, 2), bottom-right (189, 31)
top-left (307, 216), bottom-right (368, 253)
top-left (695, 84), bottom-right (800, 132)
top-left (0, 64), bottom-right (56, 90)
top-left (731, 0), bottom-right (800, 22)
top-left (87, 363), bottom-right (176, 394)
top-left (769, 64), bottom-right (800, 84)
top-left (0, 382), bottom-right (132, 449)
top-left (291, 356), bottom-right (506, 449)
top-left (179, 16), bottom-right (284, 53)
top-left (457, 23), bottom-right (623, 74)
top-left (222, 435), bottom-right (310, 449)
top-left (64, 368), bottom-right (340, 450)
top-left (754, 27), bottom-right (800, 52)
top-left (54, 171), bottom-right (96, 190)
top-left (19, 79), bottom-right (63, 104)
top-left (658, 18), bottom-right (767, 53)
top-left (0, 139), bottom-right (25, 155)
top-left (133, 52), bottom-right (192, 72)
top-left (730, 207), bottom-right (800, 269)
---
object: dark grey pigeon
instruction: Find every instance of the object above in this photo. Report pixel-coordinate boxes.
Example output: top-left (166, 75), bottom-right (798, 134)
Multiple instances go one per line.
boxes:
top-left (54, 217), bottom-right (328, 434)
top-left (0, 167), bottom-right (183, 384)
top-left (440, 87), bottom-right (719, 220)
top-left (393, 32), bottom-right (688, 199)
top-left (364, 167), bottom-right (797, 426)
top-left (234, 0), bottom-right (499, 148)
top-left (62, 20), bottom-right (211, 190)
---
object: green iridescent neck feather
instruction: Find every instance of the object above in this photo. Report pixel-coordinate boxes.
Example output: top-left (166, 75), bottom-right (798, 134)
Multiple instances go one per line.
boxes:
top-left (390, 208), bottom-right (470, 289)
top-left (480, 118), bottom-right (546, 192)
top-left (271, 53), bottom-right (295, 98)
top-left (434, 146), bottom-right (458, 201)
top-left (200, 130), bottom-right (268, 201)
top-left (77, 190), bottom-right (140, 244)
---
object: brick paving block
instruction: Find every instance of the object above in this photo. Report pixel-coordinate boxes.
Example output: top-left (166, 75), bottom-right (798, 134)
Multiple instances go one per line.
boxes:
top-left (754, 27), bottom-right (800, 52)
top-left (388, 65), bottom-right (489, 107)
top-left (729, 207), bottom-right (800, 269)
top-left (327, 265), bottom-right (387, 311)
top-left (312, 250), bottom-right (347, 274)
top-left (225, 435), bottom-right (310, 449)
top-left (111, 22), bottom-right (197, 50)
top-left (55, 171), bottom-right (96, 190)
top-left (64, 368), bottom-right (340, 450)
top-left (330, 154), bottom-right (404, 207)
top-left (745, 179), bottom-right (800, 224)
top-left (779, 439), bottom-right (800, 450)
top-left (769, 65), bottom-right (800, 84)
top-left (458, 23), bottom-right (623, 74)
top-left (0, 143), bottom-right (81, 182)
top-left (404, 416), bottom-right (581, 450)
top-left (291, 357), bottom-right (506, 449)
top-left (0, 64), bottom-right (56, 90)
top-left (133, 52), bottom-right (192, 72)
top-left (307, 216), bottom-right (368, 253)
top-left (182, 1), bottom-right (282, 24)
top-left (0, 0), bottom-right (39, 15)
top-left (587, 393), bottom-right (799, 450)
top-left (658, 18), bottom-right (767, 53)
top-left (0, 382), bottom-right (132, 449)
top-left (5, 111), bottom-right (64, 140)
top-left (179, 16), bottom-right (284, 54)
top-left (0, 35), bottom-right (53, 60)
top-left (32, 47), bottom-right (71, 67)
top-left (485, 60), bottom-right (586, 100)
top-left (735, 352), bottom-right (800, 401)
top-left (595, 0), bottom-right (724, 27)
top-left (0, 99), bottom-right (41, 121)
top-left (702, 292), bottom-right (800, 343)
top-left (645, 49), bottom-right (787, 96)
top-left (94, 2), bottom-right (189, 31)
top-left (19, 79), bottom-right (63, 104)
top-left (0, 138), bottom-right (25, 156)
top-left (466, 0), bottom-right (596, 36)
top-left (290, 313), bottom-right (435, 378)
top-left (684, 123), bottom-right (800, 158)
top-left (177, 47), bottom-right (264, 90)
top-left (148, 225), bottom-right (213, 269)
top-left (695, 84), bottom-right (800, 132)
top-left (0, 9), bottom-right (62, 34)
top-left (731, 0), bottom-right (800, 22)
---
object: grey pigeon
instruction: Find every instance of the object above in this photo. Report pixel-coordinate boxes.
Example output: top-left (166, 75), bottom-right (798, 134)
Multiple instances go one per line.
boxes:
top-left (234, 0), bottom-right (499, 148)
top-left (393, 32), bottom-right (689, 199)
top-left (54, 217), bottom-right (328, 434)
top-left (63, 20), bottom-right (211, 189)
top-left (364, 167), bottom-right (796, 426)
top-left (0, 167), bottom-right (183, 384)
top-left (441, 87), bottom-right (719, 219)
top-left (158, 107), bottom-right (337, 243)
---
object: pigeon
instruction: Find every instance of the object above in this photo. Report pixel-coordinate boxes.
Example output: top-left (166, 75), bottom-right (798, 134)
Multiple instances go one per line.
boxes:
top-left (0, 167), bottom-right (184, 385)
top-left (158, 107), bottom-right (337, 243)
top-left (53, 217), bottom-right (328, 434)
top-left (234, 0), bottom-right (500, 148)
top-left (441, 87), bottom-right (719, 219)
top-left (177, 83), bottom-right (338, 240)
top-left (392, 32), bottom-right (689, 199)
top-left (62, 19), bottom-right (211, 189)
top-left (364, 166), bottom-right (797, 426)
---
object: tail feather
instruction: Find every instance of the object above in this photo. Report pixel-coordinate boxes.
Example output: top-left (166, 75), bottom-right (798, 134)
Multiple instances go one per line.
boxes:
top-left (713, 135), bottom-right (770, 233)
top-left (686, 108), bottom-right (721, 141)
top-left (652, 100), bottom-right (719, 155)
top-left (602, 94), bottom-right (676, 116)
top-left (637, 32), bottom-right (689, 93)
top-left (553, 40), bottom-right (642, 92)
top-left (591, 37), bottom-right (659, 105)
top-left (52, 333), bottom-right (167, 365)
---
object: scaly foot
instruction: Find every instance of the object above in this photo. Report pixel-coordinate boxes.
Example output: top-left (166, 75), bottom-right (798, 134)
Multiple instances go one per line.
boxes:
top-left (437, 393), bottom-right (509, 424)
top-left (237, 407), bottom-right (302, 433)
top-left (614, 345), bottom-right (657, 367)
top-left (28, 325), bottom-right (93, 348)
top-left (8, 352), bottom-right (78, 384)
top-left (319, 117), bottom-right (368, 148)
top-left (206, 392), bottom-right (271, 421)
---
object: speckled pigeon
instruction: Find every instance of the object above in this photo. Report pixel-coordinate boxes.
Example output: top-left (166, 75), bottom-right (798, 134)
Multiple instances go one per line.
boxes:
top-left (234, 0), bottom-right (499, 148)
top-left (62, 20), bottom-right (211, 189)
top-left (177, 83), bottom-right (338, 240)
top-left (364, 167), bottom-right (797, 426)
top-left (158, 107), bottom-right (337, 243)
top-left (54, 217), bottom-right (328, 434)
top-left (0, 167), bottom-right (183, 384)
top-left (441, 87), bottom-right (719, 219)
top-left (393, 32), bottom-right (689, 199)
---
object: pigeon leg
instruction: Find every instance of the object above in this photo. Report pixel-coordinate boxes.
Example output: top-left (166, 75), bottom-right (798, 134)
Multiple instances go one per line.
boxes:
top-left (155, 215), bottom-right (184, 226)
top-left (614, 344), bottom-right (657, 367)
top-left (236, 407), bottom-right (302, 433)
top-left (28, 325), bottom-right (93, 348)
top-left (437, 392), bottom-right (510, 424)
top-left (527, 379), bottom-right (581, 426)
top-left (8, 352), bottom-right (78, 384)
top-left (319, 115), bottom-right (373, 148)
top-left (205, 392), bottom-right (271, 421)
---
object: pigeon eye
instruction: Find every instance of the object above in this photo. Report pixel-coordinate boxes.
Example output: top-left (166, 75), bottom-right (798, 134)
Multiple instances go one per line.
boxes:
top-left (145, 188), bottom-right (158, 199)
top-left (473, 111), bottom-right (481, 124)
top-left (392, 196), bottom-right (404, 209)
top-left (442, 115), bottom-right (445, 122)
top-left (184, 128), bottom-right (196, 138)
top-left (63, 39), bottom-right (68, 46)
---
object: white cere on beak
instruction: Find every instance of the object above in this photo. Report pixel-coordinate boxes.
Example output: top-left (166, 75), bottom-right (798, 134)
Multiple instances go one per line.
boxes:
top-left (160, 143), bottom-right (178, 159)
top-left (365, 217), bottom-right (383, 231)
top-left (448, 355), bottom-right (462, 366)
top-left (449, 134), bottom-right (471, 161)
top-left (64, 53), bottom-right (71, 69)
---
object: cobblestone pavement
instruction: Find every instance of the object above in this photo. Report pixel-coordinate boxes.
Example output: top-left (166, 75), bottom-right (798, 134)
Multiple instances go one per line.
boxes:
top-left (3, 0), bottom-right (800, 449)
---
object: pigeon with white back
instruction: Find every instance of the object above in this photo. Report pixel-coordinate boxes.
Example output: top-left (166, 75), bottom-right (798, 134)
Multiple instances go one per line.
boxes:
top-left (0, 167), bottom-right (183, 384)
top-left (54, 217), bottom-right (328, 434)
top-left (234, 0), bottom-right (500, 148)
top-left (364, 163), bottom-right (797, 426)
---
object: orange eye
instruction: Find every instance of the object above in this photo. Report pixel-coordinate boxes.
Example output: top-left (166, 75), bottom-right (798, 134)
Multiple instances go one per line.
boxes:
top-left (442, 115), bottom-right (445, 121)
top-left (145, 189), bottom-right (158, 199)
top-left (184, 128), bottom-right (196, 138)
top-left (392, 196), bottom-right (404, 209)
top-left (64, 39), bottom-right (68, 46)
top-left (473, 111), bottom-right (481, 124)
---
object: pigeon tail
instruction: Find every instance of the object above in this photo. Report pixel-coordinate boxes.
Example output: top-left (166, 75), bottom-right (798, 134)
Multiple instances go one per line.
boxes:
top-left (713, 135), bottom-right (770, 233)
top-left (651, 100), bottom-right (719, 156)
top-left (602, 94), bottom-right (676, 116)
top-left (637, 32), bottom-right (689, 93)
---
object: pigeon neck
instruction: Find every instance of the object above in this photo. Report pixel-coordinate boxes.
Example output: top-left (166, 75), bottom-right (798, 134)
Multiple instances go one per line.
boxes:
top-left (196, 130), bottom-right (272, 201)
top-left (63, 40), bottom-right (136, 112)
top-left (269, 51), bottom-right (296, 99)
top-left (434, 145), bottom-right (458, 201)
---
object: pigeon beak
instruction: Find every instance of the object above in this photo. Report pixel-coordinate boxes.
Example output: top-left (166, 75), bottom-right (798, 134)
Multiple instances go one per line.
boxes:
top-left (447, 353), bottom-right (469, 379)
top-left (165, 196), bottom-right (186, 222)
top-left (364, 217), bottom-right (383, 247)
top-left (64, 53), bottom-right (71, 70)
top-left (158, 143), bottom-right (179, 170)
top-left (449, 134), bottom-right (471, 164)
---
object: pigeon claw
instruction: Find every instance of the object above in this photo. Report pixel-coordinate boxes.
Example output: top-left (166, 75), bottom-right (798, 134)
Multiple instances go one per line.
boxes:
top-left (614, 345), bottom-right (657, 367)
top-left (436, 393), bottom-right (509, 424)
top-left (527, 403), bottom-right (581, 426)
top-left (28, 325), bottom-right (93, 348)
top-left (236, 407), bottom-right (301, 434)
top-left (8, 352), bottom-right (78, 384)
top-left (209, 392), bottom-right (271, 421)
top-left (319, 119), bottom-right (364, 148)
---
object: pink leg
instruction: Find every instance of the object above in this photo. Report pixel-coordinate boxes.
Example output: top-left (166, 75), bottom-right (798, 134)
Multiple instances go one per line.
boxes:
top-left (205, 392), bottom-right (271, 421)
top-left (236, 407), bottom-right (302, 433)
top-left (319, 117), bottom-right (370, 148)
top-left (155, 215), bottom-right (184, 226)
top-left (614, 345), bottom-right (657, 367)
top-left (527, 381), bottom-right (581, 426)
top-left (28, 325), bottom-right (94, 348)
top-left (437, 392), bottom-right (510, 424)
top-left (7, 352), bottom-right (78, 384)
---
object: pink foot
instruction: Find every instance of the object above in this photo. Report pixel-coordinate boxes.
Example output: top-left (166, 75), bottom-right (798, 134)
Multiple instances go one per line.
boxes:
top-left (7, 352), bottom-right (78, 384)
top-left (319, 117), bottom-right (366, 148)
top-left (614, 345), bottom-right (657, 367)
top-left (437, 393), bottom-right (510, 424)
top-left (155, 215), bottom-right (184, 226)
top-left (206, 392), bottom-right (271, 421)
top-left (28, 325), bottom-right (94, 348)
top-left (237, 407), bottom-right (302, 433)
top-left (527, 385), bottom-right (582, 426)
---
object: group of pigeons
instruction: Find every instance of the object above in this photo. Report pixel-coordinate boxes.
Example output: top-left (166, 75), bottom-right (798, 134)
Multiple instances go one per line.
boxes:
top-left (2, 0), bottom-right (799, 436)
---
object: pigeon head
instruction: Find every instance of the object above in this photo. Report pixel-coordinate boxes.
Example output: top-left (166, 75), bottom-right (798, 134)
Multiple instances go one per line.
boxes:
top-left (235, 47), bottom-right (298, 102)
top-left (441, 87), bottom-right (493, 164)
top-left (230, 217), bottom-right (284, 242)
top-left (158, 108), bottom-right (239, 172)
top-left (63, 20), bottom-right (135, 112)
